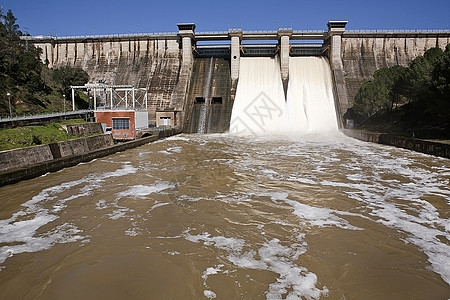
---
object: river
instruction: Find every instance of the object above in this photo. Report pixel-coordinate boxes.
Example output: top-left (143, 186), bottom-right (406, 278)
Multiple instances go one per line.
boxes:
top-left (1, 132), bottom-right (449, 299)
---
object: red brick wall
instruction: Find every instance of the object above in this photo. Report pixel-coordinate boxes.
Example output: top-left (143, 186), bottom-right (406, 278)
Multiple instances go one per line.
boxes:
top-left (95, 111), bottom-right (135, 139)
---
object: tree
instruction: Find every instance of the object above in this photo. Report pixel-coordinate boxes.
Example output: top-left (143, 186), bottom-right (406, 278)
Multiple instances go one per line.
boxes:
top-left (52, 66), bottom-right (89, 95)
top-left (352, 44), bottom-right (450, 135)
top-left (429, 44), bottom-right (450, 115)
top-left (1, 9), bottom-right (21, 37)
top-left (0, 9), bottom-right (44, 94)
top-left (354, 80), bottom-right (384, 117)
top-left (0, 9), bottom-right (93, 115)
top-left (374, 65), bottom-right (407, 114)
top-left (353, 66), bottom-right (406, 119)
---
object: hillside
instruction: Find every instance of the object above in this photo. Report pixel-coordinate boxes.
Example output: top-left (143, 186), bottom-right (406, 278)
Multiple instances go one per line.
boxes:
top-left (0, 9), bottom-right (89, 117)
top-left (349, 44), bottom-right (450, 140)
top-left (354, 102), bottom-right (450, 140)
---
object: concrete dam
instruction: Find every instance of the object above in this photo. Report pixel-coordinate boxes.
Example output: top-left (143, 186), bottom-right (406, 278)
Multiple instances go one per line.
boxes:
top-left (28, 21), bottom-right (450, 133)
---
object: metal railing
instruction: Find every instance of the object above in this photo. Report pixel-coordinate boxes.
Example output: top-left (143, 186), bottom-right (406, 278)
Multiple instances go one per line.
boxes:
top-left (0, 109), bottom-right (93, 122)
top-left (23, 28), bottom-right (450, 42)
top-left (22, 32), bottom-right (179, 41)
top-left (345, 29), bottom-right (450, 34)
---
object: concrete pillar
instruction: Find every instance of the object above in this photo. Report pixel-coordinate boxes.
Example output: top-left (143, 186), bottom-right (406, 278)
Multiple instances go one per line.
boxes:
top-left (327, 21), bottom-right (347, 70)
top-left (329, 34), bottom-right (343, 69)
top-left (327, 21), bottom-right (348, 127)
top-left (277, 29), bottom-right (292, 81)
top-left (278, 29), bottom-right (292, 99)
top-left (177, 23), bottom-right (196, 66)
top-left (229, 29), bottom-right (243, 82)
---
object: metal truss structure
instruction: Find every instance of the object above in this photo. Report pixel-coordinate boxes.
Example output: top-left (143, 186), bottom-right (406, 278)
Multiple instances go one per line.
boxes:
top-left (70, 83), bottom-right (148, 111)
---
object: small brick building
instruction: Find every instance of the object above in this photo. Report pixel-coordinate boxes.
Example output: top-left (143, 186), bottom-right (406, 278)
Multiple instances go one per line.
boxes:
top-left (95, 110), bottom-right (148, 140)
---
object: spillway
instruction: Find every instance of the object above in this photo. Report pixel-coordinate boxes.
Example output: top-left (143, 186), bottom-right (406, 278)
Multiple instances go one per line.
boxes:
top-left (286, 57), bottom-right (338, 133)
top-left (229, 56), bottom-right (338, 135)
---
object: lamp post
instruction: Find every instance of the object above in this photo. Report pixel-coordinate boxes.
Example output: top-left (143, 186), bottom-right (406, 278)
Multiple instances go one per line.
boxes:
top-left (7, 92), bottom-right (11, 118)
top-left (63, 94), bottom-right (66, 118)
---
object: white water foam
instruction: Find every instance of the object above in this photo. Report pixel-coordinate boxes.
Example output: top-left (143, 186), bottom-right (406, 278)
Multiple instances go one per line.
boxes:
top-left (229, 56), bottom-right (338, 135)
top-left (0, 163), bottom-right (138, 267)
top-left (184, 230), bottom-right (328, 299)
top-left (280, 138), bottom-right (450, 285)
top-left (98, 182), bottom-right (174, 221)
top-left (266, 192), bottom-right (363, 231)
top-left (116, 182), bottom-right (175, 199)
top-left (202, 264), bottom-right (225, 299)
top-left (189, 133), bottom-right (450, 286)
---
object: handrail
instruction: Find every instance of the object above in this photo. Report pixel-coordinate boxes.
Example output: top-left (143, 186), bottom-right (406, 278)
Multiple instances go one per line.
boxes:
top-left (0, 109), bottom-right (93, 122)
top-left (22, 29), bottom-right (450, 42)
top-left (345, 29), bottom-right (450, 34)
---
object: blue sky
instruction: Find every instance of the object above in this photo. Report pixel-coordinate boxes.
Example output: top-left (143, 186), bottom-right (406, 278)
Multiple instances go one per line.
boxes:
top-left (1, 0), bottom-right (449, 37)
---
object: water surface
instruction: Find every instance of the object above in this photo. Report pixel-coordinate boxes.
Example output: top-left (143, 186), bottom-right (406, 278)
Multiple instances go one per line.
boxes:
top-left (0, 133), bottom-right (449, 299)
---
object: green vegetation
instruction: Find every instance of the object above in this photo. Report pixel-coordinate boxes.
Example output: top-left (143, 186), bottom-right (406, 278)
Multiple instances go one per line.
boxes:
top-left (0, 9), bottom-right (89, 117)
top-left (0, 119), bottom-right (88, 151)
top-left (349, 44), bottom-right (450, 139)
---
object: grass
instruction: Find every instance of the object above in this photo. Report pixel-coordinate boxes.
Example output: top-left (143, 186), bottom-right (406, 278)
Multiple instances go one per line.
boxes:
top-left (0, 119), bottom-right (87, 151)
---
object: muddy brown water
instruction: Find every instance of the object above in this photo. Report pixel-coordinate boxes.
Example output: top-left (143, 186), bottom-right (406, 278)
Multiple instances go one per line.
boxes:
top-left (0, 133), bottom-right (449, 299)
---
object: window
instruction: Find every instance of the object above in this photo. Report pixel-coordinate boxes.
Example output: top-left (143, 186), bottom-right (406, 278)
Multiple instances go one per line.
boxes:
top-left (160, 116), bottom-right (171, 126)
top-left (112, 118), bottom-right (130, 129)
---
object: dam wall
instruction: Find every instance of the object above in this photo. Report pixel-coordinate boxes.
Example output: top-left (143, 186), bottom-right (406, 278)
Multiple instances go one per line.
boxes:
top-left (34, 36), bottom-right (183, 125)
top-left (184, 57), bottom-right (232, 133)
top-left (340, 32), bottom-right (450, 109)
top-left (28, 24), bottom-right (450, 130)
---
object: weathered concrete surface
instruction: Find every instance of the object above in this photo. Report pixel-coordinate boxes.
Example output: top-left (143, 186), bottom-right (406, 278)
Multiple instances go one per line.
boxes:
top-left (0, 127), bottom-right (181, 186)
top-left (342, 129), bottom-right (450, 159)
top-left (37, 37), bottom-right (183, 125)
top-left (56, 135), bottom-right (114, 157)
top-left (0, 144), bottom-right (54, 172)
top-left (0, 134), bottom-right (114, 172)
top-left (63, 122), bottom-right (103, 136)
top-left (184, 58), bottom-right (232, 133)
top-left (0, 123), bottom-right (105, 172)
top-left (29, 29), bottom-right (450, 130)
top-left (151, 126), bottom-right (182, 139)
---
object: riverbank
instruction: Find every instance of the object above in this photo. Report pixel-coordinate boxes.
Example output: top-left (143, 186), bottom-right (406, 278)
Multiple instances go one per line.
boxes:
top-left (0, 119), bottom-right (99, 151)
top-left (0, 126), bottom-right (181, 186)
top-left (342, 129), bottom-right (450, 159)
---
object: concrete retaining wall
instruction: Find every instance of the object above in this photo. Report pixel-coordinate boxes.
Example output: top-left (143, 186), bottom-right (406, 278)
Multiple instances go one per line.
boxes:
top-left (342, 129), bottom-right (450, 159)
top-left (0, 127), bottom-right (181, 186)
top-left (0, 134), bottom-right (114, 172)
top-left (0, 144), bottom-right (54, 171)
top-left (56, 135), bottom-right (114, 157)
top-left (63, 122), bottom-right (104, 136)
